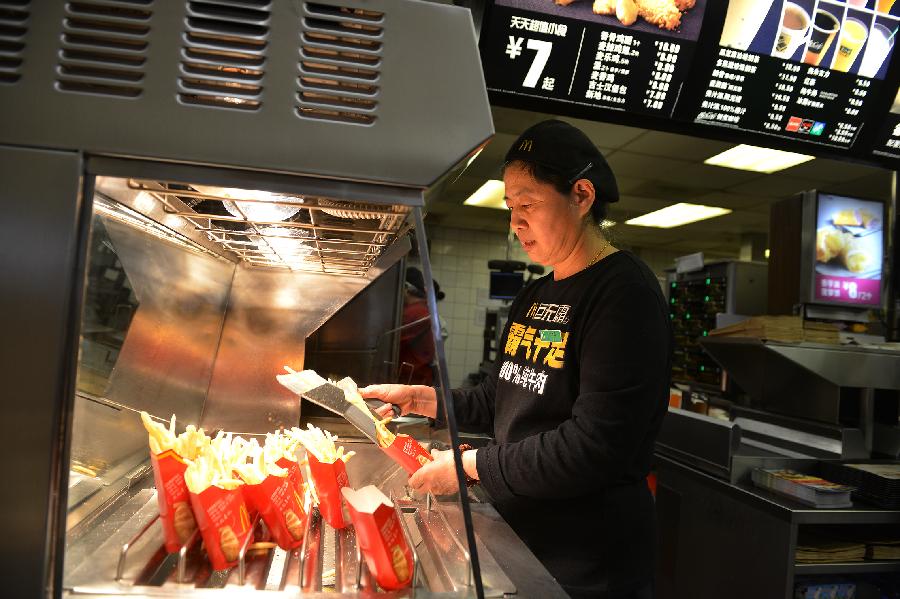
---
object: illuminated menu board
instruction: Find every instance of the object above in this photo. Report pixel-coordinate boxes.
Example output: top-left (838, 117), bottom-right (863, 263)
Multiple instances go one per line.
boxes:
top-left (694, 0), bottom-right (899, 149)
top-left (813, 193), bottom-right (884, 307)
top-left (872, 86), bottom-right (900, 158)
top-left (480, 0), bottom-right (709, 117)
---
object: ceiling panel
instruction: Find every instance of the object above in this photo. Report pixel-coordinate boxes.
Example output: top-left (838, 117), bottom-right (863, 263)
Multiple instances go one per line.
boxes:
top-left (781, 158), bottom-right (885, 183)
top-left (623, 130), bottom-right (734, 162)
top-left (693, 191), bottom-right (775, 213)
top-left (727, 175), bottom-right (820, 197)
top-left (660, 163), bottom-right (764, 190)
top-left (824, 172), bottom-right (892, 200)
top-left (606, 151), bottom-right (693, 179)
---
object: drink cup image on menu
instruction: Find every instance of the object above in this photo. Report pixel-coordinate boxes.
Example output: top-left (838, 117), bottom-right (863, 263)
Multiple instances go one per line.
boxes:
top-left (877, 0), bottom-right (897, 14)
top-left (721, 0), bottom-right (778, 50)
top-left (858, 22), bottom-right (897, 77)
top-left (832, 17), bottom-right (870, 71)
top-left (804, 7), bottom-right (842, 65)
top-left (773, 2), bottom-right (812, 59)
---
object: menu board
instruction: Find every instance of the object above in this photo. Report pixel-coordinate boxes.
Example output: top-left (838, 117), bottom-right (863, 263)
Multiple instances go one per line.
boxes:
top-left (694, 0), bottom-right (899, 149)
top-left (872, 86), bottom-right (900, 158)
top-left (813, 193), bottom-right (884, 307)
top-left (480, 0), bottom-right (709, 117)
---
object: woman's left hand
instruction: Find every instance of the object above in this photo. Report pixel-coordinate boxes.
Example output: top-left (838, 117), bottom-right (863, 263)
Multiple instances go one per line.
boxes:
top-left (408, 449), bottom-right (460, 496)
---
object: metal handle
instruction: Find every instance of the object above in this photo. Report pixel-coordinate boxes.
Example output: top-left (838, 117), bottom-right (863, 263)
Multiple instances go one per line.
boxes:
top-left (177, 528), bottom-right (201, 584)
top-left (116, 513), bottom-right (160, 582)
top-left (298, 493), bottom-right (317, 591)
top-left (237, 514), bottom-right (262, 585)
top-left (393, 499), bottom-right (421, 595)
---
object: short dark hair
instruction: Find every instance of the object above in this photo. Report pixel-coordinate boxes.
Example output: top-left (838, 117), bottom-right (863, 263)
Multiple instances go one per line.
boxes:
top-left (502, 160), bottom-right (609, 225)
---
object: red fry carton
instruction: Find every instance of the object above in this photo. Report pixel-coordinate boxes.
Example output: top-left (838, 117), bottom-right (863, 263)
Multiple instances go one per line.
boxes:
top-left (307, 453), bottom-right (350, 529)
top-left (189, 485), bottom-right (253, 571)
top-left (243, 474), bottom-right (307, 550)
top-left (150, 449), bottom-right (197, 553)
top-left (275, 456), bottom-right (305, 503)
top-left (382, 434), bottom-right (433, 474)
top-left (342, 486), bottom-right (414, 591)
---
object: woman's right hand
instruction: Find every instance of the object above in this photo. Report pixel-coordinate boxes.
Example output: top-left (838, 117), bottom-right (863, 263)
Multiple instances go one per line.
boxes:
top-left (358, 384), bottom-right (437, 419)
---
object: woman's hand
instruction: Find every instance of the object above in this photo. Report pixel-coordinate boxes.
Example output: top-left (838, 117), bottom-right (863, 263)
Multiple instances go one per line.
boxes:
top-left (408, 449), bottom-right (460, 496)
top-left (358, 384), bottom-right (437, 419)
top-left (407, 449), bottom-right (479, 496)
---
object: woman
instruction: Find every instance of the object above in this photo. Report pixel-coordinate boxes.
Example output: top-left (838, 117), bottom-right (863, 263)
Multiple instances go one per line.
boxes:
top-left (362, 120), bottom-right (672, 598)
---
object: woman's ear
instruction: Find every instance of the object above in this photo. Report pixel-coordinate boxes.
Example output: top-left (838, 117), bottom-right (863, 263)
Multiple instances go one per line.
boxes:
top-left (571, 179), bottom-right (596, 219)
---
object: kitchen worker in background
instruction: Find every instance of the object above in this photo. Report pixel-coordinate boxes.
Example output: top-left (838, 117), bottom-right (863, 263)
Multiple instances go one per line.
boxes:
top-left (398, 267), bottom-right (447, 385)
top-left (363, 120), bottom-right (672, 599)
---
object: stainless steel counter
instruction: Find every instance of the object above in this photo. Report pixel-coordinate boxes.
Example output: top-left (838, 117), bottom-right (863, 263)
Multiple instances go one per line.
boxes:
top-left (62, 440), bottom-right (566, 598)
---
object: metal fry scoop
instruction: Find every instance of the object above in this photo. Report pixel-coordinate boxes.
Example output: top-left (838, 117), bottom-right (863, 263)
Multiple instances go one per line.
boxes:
top-left (301, 383), bottom-right (379, 444)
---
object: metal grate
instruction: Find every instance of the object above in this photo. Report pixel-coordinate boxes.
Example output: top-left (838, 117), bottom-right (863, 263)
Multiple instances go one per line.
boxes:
top-left (126, 179), bottom-right (409, 276)
top-left (179, 0), bottom-right (271, 111)
top-left (0, 1), bottom-right (28, 84)
top-left (297, 2), bottom-right (383, 125)
top-left (57, 0), bottom-right (152, 97)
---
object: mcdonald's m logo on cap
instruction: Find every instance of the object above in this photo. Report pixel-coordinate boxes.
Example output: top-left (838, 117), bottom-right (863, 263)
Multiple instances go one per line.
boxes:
top-left (517, 139), bottom-right (533, 152)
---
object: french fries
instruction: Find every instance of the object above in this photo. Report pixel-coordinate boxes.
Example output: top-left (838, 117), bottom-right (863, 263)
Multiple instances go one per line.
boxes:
top-left (140, 411), bottom-right (210, 459)
top-left (183, 431), bottom-right (246, 494)
top-left (289, 424), bottom-right (355, 465)
top-left (232, 437), bottom-right (288, 486)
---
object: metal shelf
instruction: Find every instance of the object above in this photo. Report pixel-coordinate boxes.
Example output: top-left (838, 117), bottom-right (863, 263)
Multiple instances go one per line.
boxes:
top-left (794, 560), bottom-right (900, 575)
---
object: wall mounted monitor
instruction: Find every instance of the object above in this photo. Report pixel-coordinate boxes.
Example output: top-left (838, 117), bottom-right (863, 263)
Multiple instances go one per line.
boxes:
top-left (693, 0), bottom-right (900, 150)
top-left (803, 191), bottom-right (885, 308)
top-left (489, 271), bottom-right (525, 300)
top-left (479, 0), bottom-right (710, 117)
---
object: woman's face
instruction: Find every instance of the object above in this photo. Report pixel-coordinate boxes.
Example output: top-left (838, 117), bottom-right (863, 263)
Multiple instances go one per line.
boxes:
top-left (503, 164), bottom-right (586, 268)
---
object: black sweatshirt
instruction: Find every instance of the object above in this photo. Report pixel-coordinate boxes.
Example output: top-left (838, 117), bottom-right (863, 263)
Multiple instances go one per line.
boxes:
top-left (450, 251), bottom-right (672, 598)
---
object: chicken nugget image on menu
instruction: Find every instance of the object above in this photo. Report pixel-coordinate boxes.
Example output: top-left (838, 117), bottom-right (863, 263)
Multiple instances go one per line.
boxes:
top-left (219, 526), bottom-right (240, 562)
top-left (284, 509), bottom-right (305, 541)
top-left (391, 545), bottom-right (410, 582)
top-left (173, 501), bottom-right (196, 544)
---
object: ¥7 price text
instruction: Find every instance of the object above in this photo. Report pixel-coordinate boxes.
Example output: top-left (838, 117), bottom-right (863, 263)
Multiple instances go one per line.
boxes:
top-left (506, 36), bottom-right (555, 90)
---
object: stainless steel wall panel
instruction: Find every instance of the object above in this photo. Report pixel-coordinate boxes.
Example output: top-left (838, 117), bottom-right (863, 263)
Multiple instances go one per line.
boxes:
top-left (103, 218), bottom-right (235, 425)
top-left (202, 266), bottom-right (374, 433)
top-left (0, 146), bottom-right (85, 599)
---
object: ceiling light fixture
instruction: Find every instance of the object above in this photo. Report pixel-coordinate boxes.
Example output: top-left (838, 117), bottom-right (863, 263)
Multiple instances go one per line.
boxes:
top-left (463, 180), bottom-right (507, 210)
top-left (625, 203), bottom-right (732, 228)
top-left (704, 144), bottom-right (814, 173)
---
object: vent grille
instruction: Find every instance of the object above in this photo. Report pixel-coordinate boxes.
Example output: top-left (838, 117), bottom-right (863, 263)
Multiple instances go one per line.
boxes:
top-left (179, 0), bottom-right (270, 111)
top-left (57, 0), bottom-right (152, 97)
top-left (0, 1), bottom-right (29, 84)
top-left (298, 2), bottom-right (383, 125)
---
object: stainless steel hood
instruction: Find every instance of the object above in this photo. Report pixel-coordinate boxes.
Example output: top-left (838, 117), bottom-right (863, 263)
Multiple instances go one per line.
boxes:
top-left (0, 0), bottom-right (493, 188)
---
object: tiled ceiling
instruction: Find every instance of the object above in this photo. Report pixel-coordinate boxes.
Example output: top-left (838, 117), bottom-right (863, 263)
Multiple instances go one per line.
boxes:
top-left (426, 106), bottom-right (894, 259)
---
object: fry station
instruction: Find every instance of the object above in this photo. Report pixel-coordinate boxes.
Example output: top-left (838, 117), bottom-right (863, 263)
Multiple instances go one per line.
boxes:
top-left (6, 1), bottom-right (900, 599)
top-left (0, 2), bottom-right (568, 598)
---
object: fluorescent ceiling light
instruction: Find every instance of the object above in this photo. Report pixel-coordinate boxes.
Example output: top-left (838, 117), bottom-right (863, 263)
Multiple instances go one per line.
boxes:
top-left (704, 144), bottom-right (814, 173)
top-left (464, 180), bottom-right (506, 210)
top-left (625, 203), bottom-right (732, 228)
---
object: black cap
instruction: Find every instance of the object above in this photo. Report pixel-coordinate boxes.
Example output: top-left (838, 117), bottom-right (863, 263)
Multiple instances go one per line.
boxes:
top-left (504, 119), bottom-right (619, 203)
top-left (405, 267), bottom-right (444, 300)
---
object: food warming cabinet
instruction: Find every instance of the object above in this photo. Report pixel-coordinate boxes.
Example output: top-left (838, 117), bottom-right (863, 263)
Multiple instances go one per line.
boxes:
top-left (0, 2), bottom-right (566, 598)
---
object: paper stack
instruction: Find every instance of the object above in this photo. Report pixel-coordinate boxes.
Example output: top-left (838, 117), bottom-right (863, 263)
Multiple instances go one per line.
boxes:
top-left (751, 468), bottom-right (854, 508)
top-left (709, 316), bottom-right (839, 344)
